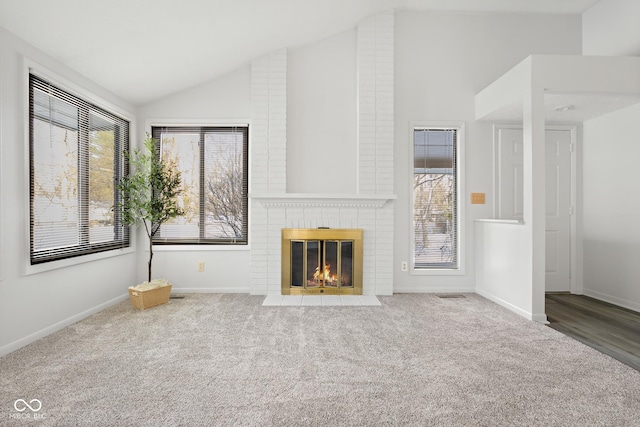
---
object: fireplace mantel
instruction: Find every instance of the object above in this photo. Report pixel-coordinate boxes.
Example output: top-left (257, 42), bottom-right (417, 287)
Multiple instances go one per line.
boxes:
top-left (249, 193), bottom-right (396, 209)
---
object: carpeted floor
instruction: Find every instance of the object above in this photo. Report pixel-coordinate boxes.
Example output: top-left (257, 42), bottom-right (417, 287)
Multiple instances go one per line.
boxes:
top-left (1, 293), bottom-right (639, 426)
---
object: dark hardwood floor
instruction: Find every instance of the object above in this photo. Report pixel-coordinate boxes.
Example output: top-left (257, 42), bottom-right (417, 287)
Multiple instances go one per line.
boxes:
top-left (545, 293), bottom-right (640, 372)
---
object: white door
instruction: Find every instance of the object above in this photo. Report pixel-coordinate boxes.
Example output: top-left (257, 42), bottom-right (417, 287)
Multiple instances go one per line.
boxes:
top-left (497, 128), bottom-right (524, 221)
top-left (496, 128), bottom-right (572, 292)
top-left (544, 130), bottom-right (572, 292)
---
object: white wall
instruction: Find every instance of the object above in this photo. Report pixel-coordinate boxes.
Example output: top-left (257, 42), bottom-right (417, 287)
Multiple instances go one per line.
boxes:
top-left (140, 66), bottom-right (251, 120)
top-left (583, 0), bottom-right (640, 56)
top-left (582, 104), bottom-right (640, 312)
top-left (475, 221), bottom-right (532, 318)
top-left (137, 66), bottom-right (252, 292)
top-left (0, 28), bottom-right (138, 355)
top-left (582, 0), bottom-right (640, 312)
top-left (287, 30), bottom-right (357, 194)
top-left (393, 11), bottom-right (582, 292)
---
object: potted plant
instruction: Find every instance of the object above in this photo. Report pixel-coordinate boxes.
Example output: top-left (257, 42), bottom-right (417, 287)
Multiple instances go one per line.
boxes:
top-left (114, 133), bottom-right (184, 309)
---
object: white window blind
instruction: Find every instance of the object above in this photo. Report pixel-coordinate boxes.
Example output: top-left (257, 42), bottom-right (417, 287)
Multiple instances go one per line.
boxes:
top-left (30, 74), bottom-right (130, 264)
top-left (151, 126), bottom-right (248, 245)
top-left (413, 128), bottom-right (458, 269)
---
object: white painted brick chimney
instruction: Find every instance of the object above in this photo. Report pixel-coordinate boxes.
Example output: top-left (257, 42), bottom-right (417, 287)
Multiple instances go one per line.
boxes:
top-left (250, 11), bottom-right (395, 296)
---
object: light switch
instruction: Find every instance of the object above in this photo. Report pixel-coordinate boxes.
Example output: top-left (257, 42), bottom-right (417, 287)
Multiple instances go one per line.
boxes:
top-left (471, 192), bottom-right (485, 204)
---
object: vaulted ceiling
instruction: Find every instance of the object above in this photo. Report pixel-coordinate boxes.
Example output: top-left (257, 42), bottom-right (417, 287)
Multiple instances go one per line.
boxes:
top-left (0, 0), bottom-right (600, 106)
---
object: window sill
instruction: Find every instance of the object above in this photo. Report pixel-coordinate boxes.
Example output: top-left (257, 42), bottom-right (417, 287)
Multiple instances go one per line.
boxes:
top-left (24, 246), bottom-right (135, 276)
top-left (475, 218), bottom-right (523, 225)
top-left (410, 267), bottom-right (466, 276)
top-left (152, 245), bottom-right (250, 252)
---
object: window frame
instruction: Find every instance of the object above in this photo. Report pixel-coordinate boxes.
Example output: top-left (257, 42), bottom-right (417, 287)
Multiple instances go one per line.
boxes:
top-left (150, 124), bottom-right (249, 246)
top-left (0, 56), bottom-right (3, 280)
top-left (409, 121), bottom-right (465, 275)
top-left (25, 64), bottom-right (134, 271)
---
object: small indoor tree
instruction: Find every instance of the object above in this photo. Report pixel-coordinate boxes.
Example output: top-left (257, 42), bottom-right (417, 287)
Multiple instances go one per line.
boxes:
top-left (114, 134), bottom-right (184, 282)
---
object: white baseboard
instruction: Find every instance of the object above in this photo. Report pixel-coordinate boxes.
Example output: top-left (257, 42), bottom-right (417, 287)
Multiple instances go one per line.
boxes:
top-left (172, 287), bottom-right (250, 294)
top-left (0, 293), bottom-right (128, 357)
top-left (393, 286), bottom-right (476, 293)
top-left (582, 288), bottom-right (640, 313)
top-left (531, 313), bottom-right (550, 324)
top-left (475, 288), bottom-right (539, 321)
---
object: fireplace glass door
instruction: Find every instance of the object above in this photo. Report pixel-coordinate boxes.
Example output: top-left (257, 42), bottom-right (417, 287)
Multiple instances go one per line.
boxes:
top-left (282, 228), bottom-right (362, 295)
top-left (291, 240), bottom-right (353, 290)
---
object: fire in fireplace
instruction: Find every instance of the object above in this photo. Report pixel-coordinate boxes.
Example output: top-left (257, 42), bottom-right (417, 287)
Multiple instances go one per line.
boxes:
top-left (282, 228), bottom-right (363, 295)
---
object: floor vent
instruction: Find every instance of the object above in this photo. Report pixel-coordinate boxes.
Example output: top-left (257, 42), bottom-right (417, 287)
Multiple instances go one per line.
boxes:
top-left (436, 294), bottom-right (466, 299)
top-left (170, 295), bottom-right (186, 300)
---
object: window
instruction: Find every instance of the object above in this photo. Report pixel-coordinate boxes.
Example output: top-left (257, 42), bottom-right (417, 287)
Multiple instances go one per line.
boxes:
top-left (412, 127), bottom-right (459, 269)
top-left (29, 74), bottom-right (130, 264)
top-left (150, 126), bottom-right (248, 245)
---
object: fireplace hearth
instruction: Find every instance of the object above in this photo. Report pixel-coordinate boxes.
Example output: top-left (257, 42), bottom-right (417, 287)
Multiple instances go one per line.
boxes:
top-left (281, 228), bottom-right (363, 295)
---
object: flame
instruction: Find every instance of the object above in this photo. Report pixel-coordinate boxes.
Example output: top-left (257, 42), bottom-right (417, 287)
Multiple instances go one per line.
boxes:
top-left (313, 263), bottom-right (337, 284)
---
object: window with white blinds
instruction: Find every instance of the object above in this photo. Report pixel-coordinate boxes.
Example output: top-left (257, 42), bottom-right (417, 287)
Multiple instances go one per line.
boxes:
top-left (150, 126), bottom-right (248, 245)
top-left (413, 127), bottom-right (459, 269)
top-left (29, 74), bottom-right (130, 264)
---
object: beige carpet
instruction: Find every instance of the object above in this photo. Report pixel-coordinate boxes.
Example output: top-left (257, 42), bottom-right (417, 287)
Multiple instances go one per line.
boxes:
top-left (1, 293), bottom-right (639, 426)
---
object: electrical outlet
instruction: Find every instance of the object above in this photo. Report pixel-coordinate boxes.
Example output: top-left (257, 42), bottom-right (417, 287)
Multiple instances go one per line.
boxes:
top-left (197, 261), bottom-right (205, 272)
top-left (401, 261), bottom-right (408, 271)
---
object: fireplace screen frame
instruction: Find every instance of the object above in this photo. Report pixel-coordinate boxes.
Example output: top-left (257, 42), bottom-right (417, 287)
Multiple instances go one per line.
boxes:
top-left (281, 228), bottom-right (363, 295)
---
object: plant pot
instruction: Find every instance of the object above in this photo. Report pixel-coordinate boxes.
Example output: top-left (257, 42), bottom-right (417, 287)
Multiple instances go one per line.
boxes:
top-left (128, 283), bottom-right (172, 310)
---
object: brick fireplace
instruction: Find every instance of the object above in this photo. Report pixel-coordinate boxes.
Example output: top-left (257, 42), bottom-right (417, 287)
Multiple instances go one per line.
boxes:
top-left (250, 194), bottom-right (394, 295)
top-left (249, 11), bottom-right (395, 296)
